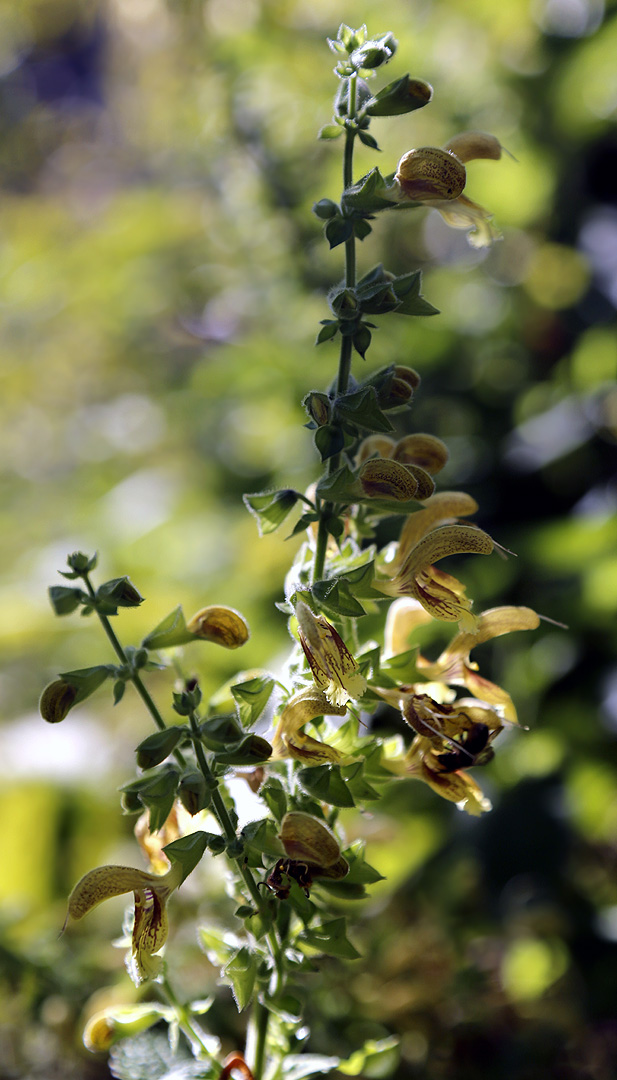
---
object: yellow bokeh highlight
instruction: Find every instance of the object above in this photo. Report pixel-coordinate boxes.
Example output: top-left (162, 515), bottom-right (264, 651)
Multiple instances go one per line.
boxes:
top-left (570, 328), bottom-right (617, 390)
top-left (584, 555), bottom-right (617, 615)
top-left (566, 763), bottom-right (617, 842)
top-left (501, 936), bottom-right (569, 1002)
top-left (523, 243), bottom-right (590, 309)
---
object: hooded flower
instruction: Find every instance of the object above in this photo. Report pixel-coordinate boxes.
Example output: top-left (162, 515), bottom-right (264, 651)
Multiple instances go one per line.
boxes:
top-left (272, 686), bottom-right (347, 764)
top-left (295, 600), bottom-right (367, 706)
top-left (66, 861), bottom-right (183, 985)
top-left (388, 131), bottom-right (505, 248)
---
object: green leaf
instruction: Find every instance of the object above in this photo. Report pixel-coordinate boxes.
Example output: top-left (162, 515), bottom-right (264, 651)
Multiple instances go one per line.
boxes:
top-left (299, 917), bottom-right (361, 960)
top-left (48, 585), bottom-right (88, 615)
top-left (199, 713), bottom-right (244, 748)
top-left (243, 488), bottom-right (299, 535)
top-left (353, 324), bottom-right (372, 358)
top-left (57, 665), bottom-right (113, 704)
top-left (135, 727), bottom-right (185, 769)
top-left (353, 218), bottom-right (373, 240)
top-left (241, 817), bottom-right (283, 858)
top-left (198, 926), bottom-right (241, 966)
top-left (109, 1031), bottom-right (216, 1080)
top-left (358, 130), bottom-right (380, 150)
top-left (121, 765), bottom-right (180, 832)
top-left (341, 761), bottom-right (380, 802)
top-left (141, 605), bottom-right (195, 649)
top-left (338, 559), bottom-right (382, 600)
top-left (325, 216), bottom-right (354, 249)
top-left (391, 271), bottom-right (439, 316)
top-left (315, 464), bottom-right (358, 504)
top-left (231, 675), bottom-right (275, 729)
top-left (318, 123), bottom-right (344, 140)
top-left (287, 512), bottom-right (320, 539)
top-left (297, 765), bottom-right (355, 808)
top-left (365, 73), bottom-right (433, 115)
top-left (163, 830), bottom-right (213, 884)
top-left (335, 386), bottom-right (394, 433)
top-left (261, 993), bottom-right (304, 1023)
top-left (314, 424), bottom-right (345, 461)
top-left (224, 946), bottom-right (257, 1011)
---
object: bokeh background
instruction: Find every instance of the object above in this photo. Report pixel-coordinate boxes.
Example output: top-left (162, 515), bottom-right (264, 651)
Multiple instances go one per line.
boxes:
top-left (1, 0), bottom-right (616, 1077)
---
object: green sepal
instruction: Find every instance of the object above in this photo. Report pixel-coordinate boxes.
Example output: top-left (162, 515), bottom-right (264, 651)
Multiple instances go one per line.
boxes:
top-left (141, 605), bottom-right (195, 650)
top-left (287, 512), bottom-right (320, 539)
top-left (325, 216), bottom-right (353, 249)
top-left (315, 464), bottom-right (358, 504)
top-left (312, 578), bottom-right (366, 618)
top-left (231, 675), bottom-right (275, 729)
top-left (365, 73), bottom-right (433, 116)
top-left (298, 917), bottom-right (361, 960)
top-left (113, 679), bottom-right (126, 705)
top-left (224, 947), bottom-right (257, 1012)
top-left (316, 320), bottom-right (339, 345)
top-left (48, 585), bottom-right (88, 616)
top-left (96, 577), bottom-right (144, 611)
top-left (163, 830), bottom-right (213, 884)
top-left (314, 424), bottom-right (345, 462)
top-left (178, 770), bottom-right (210, 815)
top-left (342, 761), bottom-right (380, 802)
top-left (336, 559), bottom-right (382, 600)
top-left (342, 167), bottom-right (395, 214)
top-left (57, 665), bottom-right (113, 705)
top-left (198, 713), bottom-right (244, 749)
top-left (334, 386), bottom-right (393, 433)
top-left (243, 488), bottom-right (299, 536)
top-left (241, 817), bottom-right (284, 859)
top-left (297, 764), bottom-right (355, 808)
top-left (135, 726), bottom-right (186, 769)
top-left (318, 124), bottom-right (343, 140)
top-left (260, 778), bottom-right (287, 821)
top-left (213, 734), bottom-right (272, 766)
top-left (313, 199), bottom-right (339, 219)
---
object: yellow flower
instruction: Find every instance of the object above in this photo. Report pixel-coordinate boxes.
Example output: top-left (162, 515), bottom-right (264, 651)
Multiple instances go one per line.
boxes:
top-left (295, 600), bottom-right (367, 707)
top-left (417, 605), bottom-right (541, 724)
top-left (389, 132), bottom-right (505, 247)
top-left (66, 862), bottom-right (182, 985)
top-left (272, 686), bottom-right (347, 764)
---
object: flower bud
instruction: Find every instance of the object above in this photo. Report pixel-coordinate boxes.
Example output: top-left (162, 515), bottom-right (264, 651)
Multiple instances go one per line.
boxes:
top-left (278, 811), bottom-right (341, 867)
top-left (186, 606), bottom-right (249, 649)
top-left (359, 458), bottom-right (418, 501)
top-left (334, 76), bottom-right (372, 115)
top-left (393, 365), bottom-right (421, 391)
top-left (366, 75), bottom-right (433, 117)
top-left (304, 391), bottom-right (332, 427)
top-left (350, 32), bottom-right (397, 71)
top-left (39, 679), bottom-right (78, 723)
top-left (178, 770), bottom-right (209, 815)
top-left (395, 147), bottom-right (466, 202)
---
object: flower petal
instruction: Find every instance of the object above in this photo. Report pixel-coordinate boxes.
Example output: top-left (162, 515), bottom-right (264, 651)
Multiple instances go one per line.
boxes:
top-left (186, 606), bottom-right (250, 649)
top-left (395, 147), bottom-right (466, 201)
top-left (296, 601), bottom-right (367, 706)
top-left (442, 131), bottom-right (502, 164)
top-left (431, 194), bottom-right (500, 248)
top-left (68, 865), bottom-right (162, 921)
top-left (384, 597), bottom-right (434, 656)
top-left (394, 491), bottom-right (479, 571)
top-left (392, 433), bottom-right (449, 475)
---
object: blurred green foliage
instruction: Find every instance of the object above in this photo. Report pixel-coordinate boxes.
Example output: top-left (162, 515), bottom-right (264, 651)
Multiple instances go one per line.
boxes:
top-left (2, 0), bottom-right (617, 1077)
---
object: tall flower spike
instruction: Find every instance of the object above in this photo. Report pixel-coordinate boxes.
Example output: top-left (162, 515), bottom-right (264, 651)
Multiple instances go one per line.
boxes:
top-left (388, 131), bottom-right (505, 248)
top-left (66, 862), bottom-right (182, 985)
top-left (295, 600), bottom-right (367, 707)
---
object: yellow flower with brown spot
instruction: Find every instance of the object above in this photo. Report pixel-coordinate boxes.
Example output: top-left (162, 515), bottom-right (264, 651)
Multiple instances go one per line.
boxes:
top-left (66, 862), bottom-right (182, 985)
top-left (389, 131), bottom-right (506, 248)
top-left (295, 601), bottom-right (367, 707)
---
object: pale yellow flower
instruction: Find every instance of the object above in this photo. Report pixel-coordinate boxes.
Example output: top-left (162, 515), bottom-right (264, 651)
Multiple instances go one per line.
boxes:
top-left (272, 685), bottom-right (347, 764)
top-left (66, 862), bottom-right (182, 985)
top-left (389, 131), bottom-right (505, 247)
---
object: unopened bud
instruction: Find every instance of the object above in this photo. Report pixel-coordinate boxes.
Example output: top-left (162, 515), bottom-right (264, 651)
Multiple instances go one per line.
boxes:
top-left (186, 606), bottom-right (250, 649)
top-left (304, 391), bottom-right (331, 427)
top-left (39, 679), bottom-right (77, 723)
top-left (392, 433), bottom-right (449, 475)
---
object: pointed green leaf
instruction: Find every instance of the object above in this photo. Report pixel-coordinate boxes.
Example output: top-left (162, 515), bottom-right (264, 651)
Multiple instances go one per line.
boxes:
top-left (314, 424), bottom-right (345, 462)
top-left (231, 675), bottom-right (275, 729)
top-left (365, 73), bottom-right (433, 116)
top-left (297, 765), bottom-right (355, 808)
top-left (316, 320), bottom-right (339, 344)
top-left (135, 727), bottom-right (185, 769)
top-left (163, 831), bottom-right (212, 884)
top-left (325, 216), bottom-right (354, 249)
top-left (318, 124), bottom-right (344, 140)
top-left (312, 578), bottom-right (366, 618)
top-left (334, 386), bottom-right (393, 433)
top-left (342, 168), bottom-right (395, 214)
top-left (142, 605), bottom-right (195, 650)
top-left (224, 947), bottom-right (257, 1012)
top-left (299, 917), bottom-right (361, 960)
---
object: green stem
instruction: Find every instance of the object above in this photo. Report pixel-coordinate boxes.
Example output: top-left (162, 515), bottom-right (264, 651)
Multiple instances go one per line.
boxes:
top-left (83, 574), bottom-right (187, 767)
top-left (312, 75), bottom-right (359, 586)
top-left (250, 998), bottom-right (270, 1080)
top-left (159, 975), bottom-right (214, 1061)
